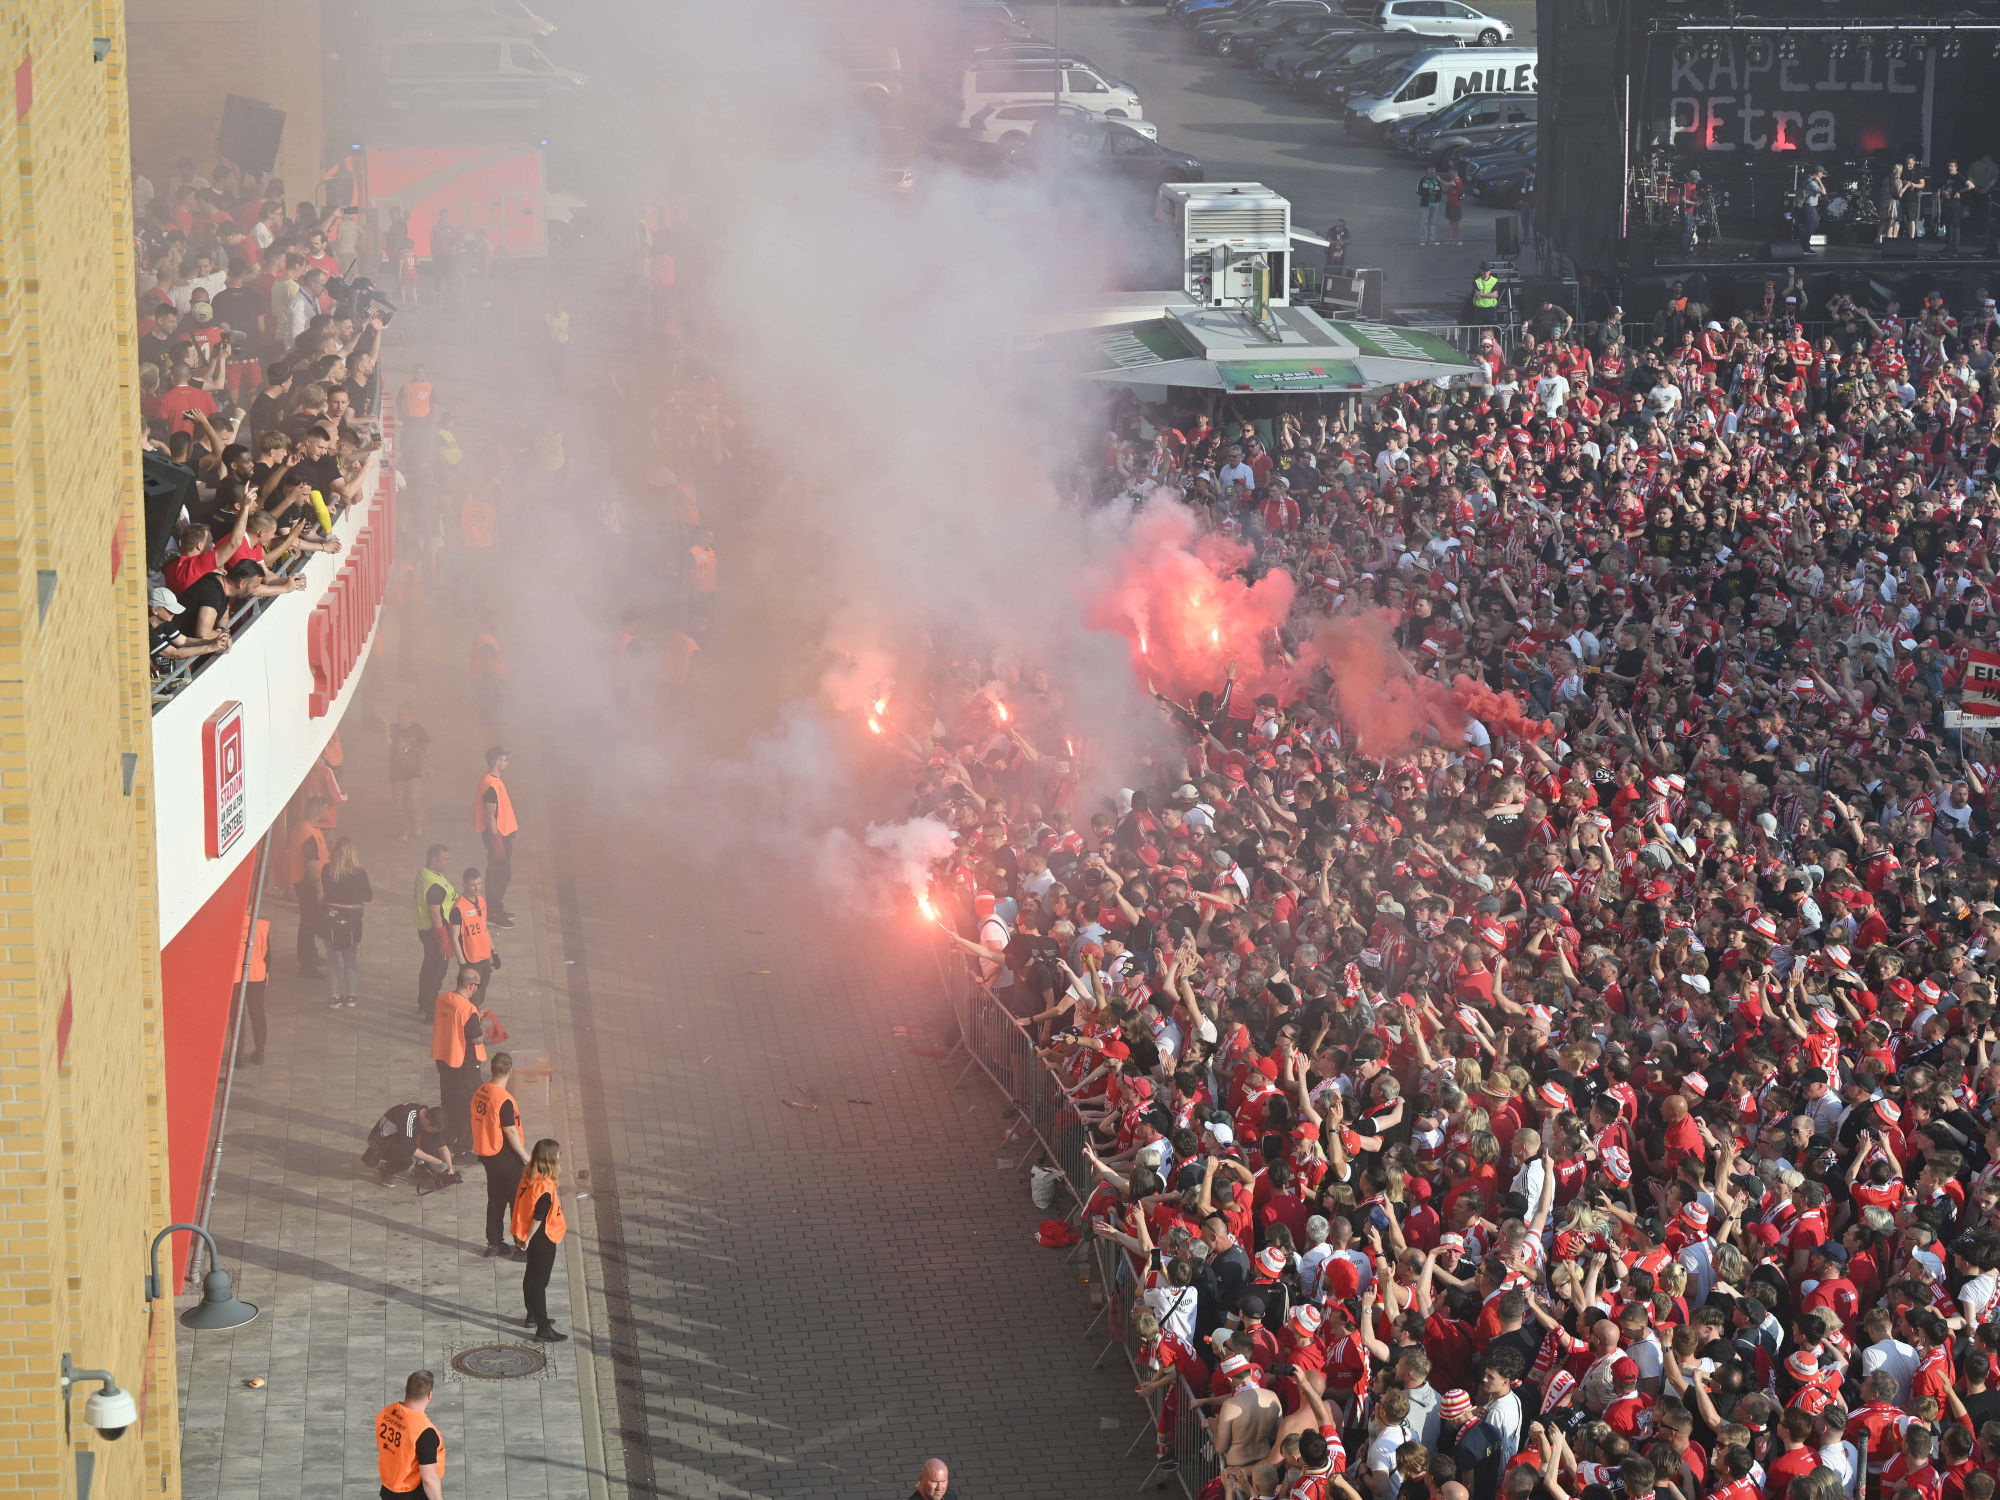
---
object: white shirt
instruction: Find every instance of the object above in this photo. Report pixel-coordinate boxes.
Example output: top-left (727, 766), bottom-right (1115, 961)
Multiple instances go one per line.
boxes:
top-left (1146, 1280), bottom-right (1197, 1346)
top-left (1859, 1337), bottom-right (1918, 1404)
top-left (1535, 373), bottom-right (1571, 413)
top-left (1298, 1242), bottom-right (1337, 1303)
top-left (1486, 1389), bottom-right (1523, 1465)
top-left (1218, 461), bottom-right (1254, 491)
top-left (1678, 1236), bottom-right (1716, 1306)
top-left (1368, 1422), bottom-right (1414, 1494)
top-left (1510, 1158), bottom-right (1546, 1213)
top-left (1818, 1439), bottom-right (1858, 1497)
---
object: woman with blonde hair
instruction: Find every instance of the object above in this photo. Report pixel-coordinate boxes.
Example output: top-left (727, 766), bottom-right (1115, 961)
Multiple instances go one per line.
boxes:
top-left (513, 1138), bottom-right (569, 1342)
top-left (321, 836), bottom-right (373, 1010)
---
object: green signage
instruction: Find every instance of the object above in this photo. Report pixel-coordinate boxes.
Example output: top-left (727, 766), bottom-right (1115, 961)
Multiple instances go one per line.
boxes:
top-left (1215, 359), bottom-right (1364, 392)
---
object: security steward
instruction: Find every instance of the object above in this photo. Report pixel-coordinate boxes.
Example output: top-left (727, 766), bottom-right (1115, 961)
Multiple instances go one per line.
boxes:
top-left (375, 1369), bottom-right (444, 1500)
top-left (1470, 262), bottom-right (1500, 327)
top-left (448, 867), bottom-right (497, 1008)
top-left (413, 846), bottom-right (457, 1024)
top-left (514, 1137), bottom-right (569, 1343)
top-left (473, 747), bottom-right (518, 929)
top-left (470, 1052), bottom-right (530, 1258)
top-left (430, 965), bottom-right (487, 1152)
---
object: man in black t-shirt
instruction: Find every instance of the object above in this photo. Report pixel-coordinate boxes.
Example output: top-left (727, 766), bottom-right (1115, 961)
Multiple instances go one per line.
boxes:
top-left (243, 361), bottom-right (291, 445)
top-left (361, 1104), bottom-right (452, 1181)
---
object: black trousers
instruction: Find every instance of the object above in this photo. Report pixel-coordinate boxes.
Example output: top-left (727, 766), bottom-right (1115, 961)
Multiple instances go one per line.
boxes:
top-left (417, 930), bottom-right (450, 1021)
top-left (296, 881), bottom-right (325, 967)
top-left (523, 1234), bottom-right (558, 1327)
top-left (485, 832), bottom-right (515, 914)
top-left (481, 1152), bottom-right (522, 1247)
top-left (469, 958), bottom-right (493, 1010)
top-left (437, 1059), bottom-right (479, 1147)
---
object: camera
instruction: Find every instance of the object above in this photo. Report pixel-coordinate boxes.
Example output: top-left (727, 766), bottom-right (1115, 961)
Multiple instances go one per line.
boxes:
top-left (327, 275), bottom-right (397, 327)
top-left (412, 1161), bottom-right (462, 1196)
top-left (86, 1386), bottom-right (138, 1440)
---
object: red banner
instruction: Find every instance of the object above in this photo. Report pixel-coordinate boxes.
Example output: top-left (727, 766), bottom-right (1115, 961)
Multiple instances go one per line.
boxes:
top-left (1964, 646), bottom-right (2000, 719)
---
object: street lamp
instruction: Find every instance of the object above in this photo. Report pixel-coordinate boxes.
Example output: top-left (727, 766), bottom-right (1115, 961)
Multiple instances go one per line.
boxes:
top-left (146, 1223), bottom-right (258, 1331)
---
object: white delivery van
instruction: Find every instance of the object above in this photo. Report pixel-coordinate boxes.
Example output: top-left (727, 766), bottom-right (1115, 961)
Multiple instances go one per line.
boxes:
top-left (385, 37), bottom-right (588, 111)
top-left (1343, 47), bottom-right (1534, 136)
top-left (958, 61), bottom-right (1142, 129)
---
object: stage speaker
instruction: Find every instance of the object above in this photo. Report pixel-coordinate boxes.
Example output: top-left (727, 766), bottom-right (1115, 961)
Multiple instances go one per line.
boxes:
top-left (1765, 241), bottom-right (1807, 261)
top-left (1351, 267), bottom-right (1385, 320)
top-left (216, 94), bottom-right (285, 176)
top-left (141, 454), bottom-right (199, 571)
top-left (1496, 215), bottom-right (1520, 257)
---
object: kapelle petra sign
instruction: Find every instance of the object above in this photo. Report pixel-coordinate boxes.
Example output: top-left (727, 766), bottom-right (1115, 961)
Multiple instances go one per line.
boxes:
top-left (201, 702), bottom-right (246, 859)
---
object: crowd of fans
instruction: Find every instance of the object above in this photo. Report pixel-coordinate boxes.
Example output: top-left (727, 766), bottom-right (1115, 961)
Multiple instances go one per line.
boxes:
top-left (917, 278), bottom-right (2000, 1500)
top-left (133, 159), bottom-right (390, 674)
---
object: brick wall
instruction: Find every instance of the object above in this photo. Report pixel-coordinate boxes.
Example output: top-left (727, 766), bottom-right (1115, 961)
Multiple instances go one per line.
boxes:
top-left (0, 2), bottom-right (179, 1495)
top-left (125, 0), bottom-right (325, 209)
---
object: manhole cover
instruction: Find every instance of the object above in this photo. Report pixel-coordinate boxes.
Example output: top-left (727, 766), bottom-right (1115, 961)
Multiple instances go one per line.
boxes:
top-left (450, 1344), bottom-right (548, 1380)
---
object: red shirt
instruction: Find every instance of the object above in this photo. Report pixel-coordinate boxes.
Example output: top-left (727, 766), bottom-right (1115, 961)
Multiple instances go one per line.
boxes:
top-left (156, 382), bottom-right (219, 436)
top-left (163, 549), bottom-right (218, 596)
top-left (1765, 1444), bottom-right (1819, 1500)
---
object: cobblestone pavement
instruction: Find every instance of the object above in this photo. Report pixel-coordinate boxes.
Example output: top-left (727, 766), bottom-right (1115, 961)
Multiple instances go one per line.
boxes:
top-left (538, 762), bottom-right (1152, 1498)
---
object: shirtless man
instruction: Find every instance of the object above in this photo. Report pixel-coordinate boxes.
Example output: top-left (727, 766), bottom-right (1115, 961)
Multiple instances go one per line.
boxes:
top-left (1212, 1354), bottom-right (1284, 1469)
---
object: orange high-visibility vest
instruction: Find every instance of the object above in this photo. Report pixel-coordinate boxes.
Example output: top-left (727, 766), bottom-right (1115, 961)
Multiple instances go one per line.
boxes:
top-left (430, 988), bottom-right (485, 1069)
top-left (399, 380), bottom-right (432, 418)
top-left (475, 772), bottom-right (517, 836)
top-left (236, 915), bottom-right (270, 984)
top-left (454, 894), bottom-right (492, 963)
top-left (664, 632), bottom-right (698, 687)
top-left (512, 1171), bottom-right (566, 1243)
top-left (469, 631), bottom-right (506, 681)
top-left (460, 496), bottom-right (495, 549)
top-left (469, 1081), bottom-right (518, 1159)
top-left (375, 1402), bottom-right (444, 1491)
top-left (688, 545), bottom-right (717, 592)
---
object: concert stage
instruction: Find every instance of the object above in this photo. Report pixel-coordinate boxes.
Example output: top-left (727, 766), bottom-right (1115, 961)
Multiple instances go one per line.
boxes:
top-left (1536, 0), bottom-right (2000, 322)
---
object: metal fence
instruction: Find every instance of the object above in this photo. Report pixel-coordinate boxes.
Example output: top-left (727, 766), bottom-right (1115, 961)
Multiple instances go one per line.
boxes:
top-left (933, 941), bottom-right (1216, 1498)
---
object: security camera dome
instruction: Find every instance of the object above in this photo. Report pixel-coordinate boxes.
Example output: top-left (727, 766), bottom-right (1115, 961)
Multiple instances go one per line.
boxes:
top-left (85, 1386), bottom-right (138, 1439)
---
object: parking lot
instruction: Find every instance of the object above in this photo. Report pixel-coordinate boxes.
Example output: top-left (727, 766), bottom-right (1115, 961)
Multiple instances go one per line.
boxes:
top-left (1008, 0), bottom-right (1535, 313)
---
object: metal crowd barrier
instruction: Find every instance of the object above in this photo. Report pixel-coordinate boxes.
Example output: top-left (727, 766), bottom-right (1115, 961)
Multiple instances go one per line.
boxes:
top-left (933, 935), bottom-right (1215, 1499)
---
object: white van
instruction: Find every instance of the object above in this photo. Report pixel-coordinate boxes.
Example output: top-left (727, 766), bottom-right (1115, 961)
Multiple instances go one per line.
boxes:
top-left (958, 61), bottom-right (1142, 130)
top-left (1343, 47), bottom-right (1534, 136)
top-left (385, 37), bottom-right (588, 111)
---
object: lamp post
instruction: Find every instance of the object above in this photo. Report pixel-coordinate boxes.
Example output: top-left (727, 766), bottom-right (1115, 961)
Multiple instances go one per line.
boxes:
top-left (147, 1223), bottom-right (259, 1331)
top-left (1053, 0), bottom-right (1063, 116)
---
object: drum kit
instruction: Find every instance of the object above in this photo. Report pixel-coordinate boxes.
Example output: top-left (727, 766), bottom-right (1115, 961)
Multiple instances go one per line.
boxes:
top-left (1629, 152), bottom-right (1720, 243)
top-left (1814, 163), bottom-right (1882, 234)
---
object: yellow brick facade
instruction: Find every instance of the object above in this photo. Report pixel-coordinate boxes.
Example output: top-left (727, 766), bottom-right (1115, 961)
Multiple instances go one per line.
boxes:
top-left (0, 4), bottom-right (179, 1496)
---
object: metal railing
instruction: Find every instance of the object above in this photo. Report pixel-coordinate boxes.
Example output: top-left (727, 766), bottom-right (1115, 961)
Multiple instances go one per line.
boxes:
top-left (933, 941), bottom-right (1217, 1498)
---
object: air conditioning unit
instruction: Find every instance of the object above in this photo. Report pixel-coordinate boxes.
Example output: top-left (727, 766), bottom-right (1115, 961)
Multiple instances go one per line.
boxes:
top-left (1157, 182), bottom-right (1294, 309)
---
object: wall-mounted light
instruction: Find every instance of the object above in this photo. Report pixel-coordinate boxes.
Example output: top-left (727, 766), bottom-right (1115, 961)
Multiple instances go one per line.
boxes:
top-left (147, 1223), bottom-right (258, 1330)
top-left (91, 37), bottom-right (110, 63)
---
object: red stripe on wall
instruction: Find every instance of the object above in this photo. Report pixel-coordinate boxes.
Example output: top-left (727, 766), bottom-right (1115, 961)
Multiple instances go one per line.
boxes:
top-left (158, 852), bottom-right (256, 1288)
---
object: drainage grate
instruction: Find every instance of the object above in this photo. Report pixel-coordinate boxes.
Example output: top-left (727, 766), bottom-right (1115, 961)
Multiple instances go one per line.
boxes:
top-left (449, 1344), bottom-right (548, 1380)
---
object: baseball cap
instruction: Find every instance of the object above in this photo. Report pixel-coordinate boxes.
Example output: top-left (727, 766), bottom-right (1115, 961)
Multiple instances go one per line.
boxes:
top-left (1612, 1356), bottom-right (1639, 1382)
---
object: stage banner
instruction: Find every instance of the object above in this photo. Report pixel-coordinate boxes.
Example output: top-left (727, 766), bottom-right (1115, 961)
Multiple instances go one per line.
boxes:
top-left (1649, 33), bottom-right (1932, 161)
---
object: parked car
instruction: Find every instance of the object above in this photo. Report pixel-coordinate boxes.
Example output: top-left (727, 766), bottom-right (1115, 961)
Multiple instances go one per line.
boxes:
top-left (1461, 127), bottom-right (1535, 202)
top-left (1399, 91), bottom-right (1536, 158)
top-left (1198, 0), bottom-right (1341, 52)
top-left (1312, 51), bottom-right (1419, 108)
top-left (1028, 116), bottom-right (1203, 185)
top-left (970, 100), bottom-right (1158, 161)
top-left (958, 61), bottom-right (1144, 128)
top-left (1343, 46), bottom-right (1537, 136)
top-left (1295, 30), bottom-right (1446, 93)
top-left (1258, 25), bottom-right (1377, 78)
top-left (1238, 14), bottom-right (1372, 66)
top-left (384, 36), bottom-right (587, 111)
top-left (1373, 0), bottom-right (1513, 46)
top-left (1172, 0), bottom-right (1259, 22)
top-left (1203, 0), bottom-right (1344, 55)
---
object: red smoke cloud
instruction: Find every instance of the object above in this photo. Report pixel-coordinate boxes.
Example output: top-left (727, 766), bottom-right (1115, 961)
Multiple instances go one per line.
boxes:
top-left (1086, 505), bottom-right (1550, 755)
top-left (1085, 505), bottom-right (1296, 695)
top-left (1449, 675), bottom-right (1553, 743)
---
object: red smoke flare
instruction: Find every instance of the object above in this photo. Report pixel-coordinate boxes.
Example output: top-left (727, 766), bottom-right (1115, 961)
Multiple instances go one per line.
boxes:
top-left (1449, 675), bottom-right (1553, 742)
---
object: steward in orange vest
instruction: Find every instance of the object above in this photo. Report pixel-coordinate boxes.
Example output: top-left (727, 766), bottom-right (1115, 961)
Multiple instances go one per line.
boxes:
top-left (375, 1370), bottom-right (444, 1498)
top-left (448, 868), bottom-right (497, 1006)
top-left (470, 1051), bottom-right (528, 1256)
top-left (514, 1139), bottom-right (569, 1341)
top-left (289, 795), bottom-right (331, 976)
top-left (430, 966), bottom-right (486, 1151)
top-left (474, 747), bottom-right (518, 928)
top-left (236, 912), bottom-right (271, 1066)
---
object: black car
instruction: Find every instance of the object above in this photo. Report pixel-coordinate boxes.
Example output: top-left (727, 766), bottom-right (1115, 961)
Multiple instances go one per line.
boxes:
top-left (1259, 25), bottom-right (1377, 78)
top-left (1461, 127), bottom-right (1535, 203)
top-left (1197, 0), bottom-right (1337, 50)
top-left (1295, 31), bottom-right (1444, 95)
top-left (1030, 116), bottom-right (1203, 185)
top-left (1405, 92), bottom-right (1537, 161)
top-left (1239, 15), bottom-right (1372, 66)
